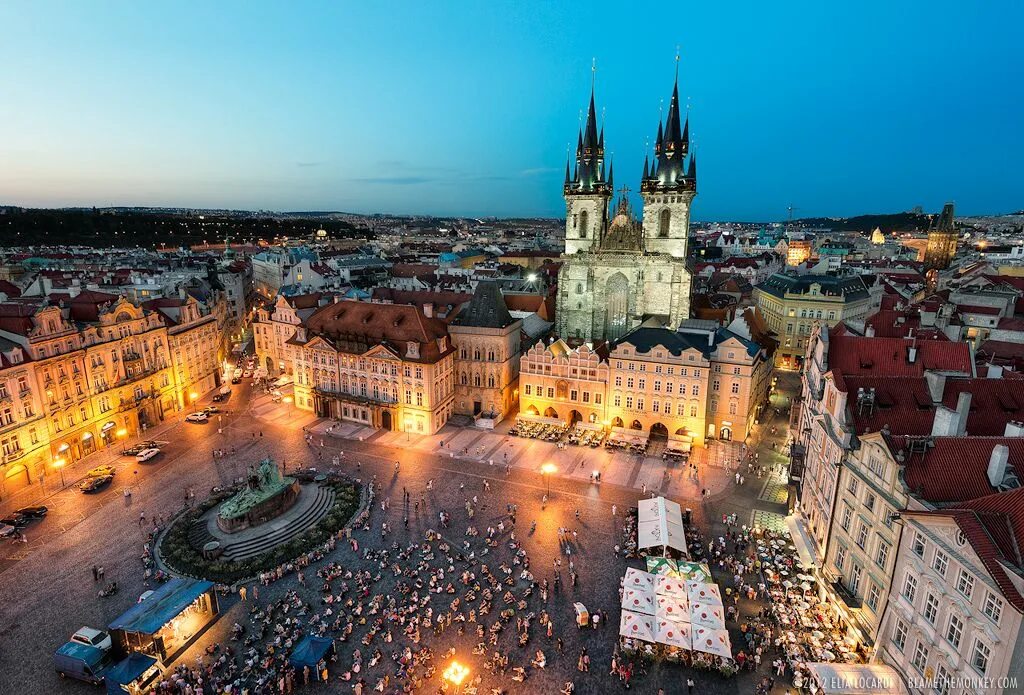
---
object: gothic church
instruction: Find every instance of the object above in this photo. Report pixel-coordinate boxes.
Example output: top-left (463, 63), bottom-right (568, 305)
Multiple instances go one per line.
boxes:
top-left (556, 70), bottom-right (697, 342)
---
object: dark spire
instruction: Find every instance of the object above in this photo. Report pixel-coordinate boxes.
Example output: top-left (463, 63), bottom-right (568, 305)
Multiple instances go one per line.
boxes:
top-left (642, 153), bottom-right (649, 180)
top-left (688, 153), bottom-right (697, 189)
top-left (681, 114), bottom-right (689, 152)
top-left (607, 157), bottom-right (614, 189)
top-left (654, 121), bottom-right (663, 155)
top-left (564, 149), bottom-right (572, 185)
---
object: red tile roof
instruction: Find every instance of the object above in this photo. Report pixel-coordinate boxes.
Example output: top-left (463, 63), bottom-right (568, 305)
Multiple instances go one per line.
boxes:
top-left (0, 280), bottom-right (21, 298)
top-left (957, 304), bottom-right (1002, 316)
top-left (304, 299), bottom-right (453, 363)
top-left (888, 436), bottom-right (1024, 505)
top-left (827, 328), bottom-right (972, 376)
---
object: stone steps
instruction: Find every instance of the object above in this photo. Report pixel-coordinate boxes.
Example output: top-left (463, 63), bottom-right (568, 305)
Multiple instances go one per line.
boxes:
top-left (220, 485), bottom-right (336, 562)
top-left (187, 518), bottom-right (216, 551)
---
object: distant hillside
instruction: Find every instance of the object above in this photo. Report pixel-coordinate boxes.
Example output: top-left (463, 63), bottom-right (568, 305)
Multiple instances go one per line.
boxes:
top-left (0, 207), bottom-right (366, 248)
top-left (795, 212), bottom-right (933, 234)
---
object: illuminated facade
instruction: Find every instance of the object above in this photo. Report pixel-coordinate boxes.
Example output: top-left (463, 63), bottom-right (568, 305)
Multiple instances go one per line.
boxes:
top-left (520, 322), bottom-right (770, 448)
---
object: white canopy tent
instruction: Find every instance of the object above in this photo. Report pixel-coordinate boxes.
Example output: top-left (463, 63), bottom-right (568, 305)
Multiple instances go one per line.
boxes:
top-left (622, 587), bottom-right (656, 615)
top-left (803, 663), bottom-right (909, 695)
top-left (654, 618), bottom-right (692, 649)
top-left (654, 594), bottom-right (689, 623)
top-left (691, 626), bottom-right (732, 658)
top-left (637, 497), bottom-right (688, 556)
top-left (690, 601), bottom-right (726, 629)
top-left (654, 575), bottom-right (688, 598)
top-left (623, 567), bottom-right (655, 592)
top-left (619, 610), bottom-right (657, 642)
top-left (686, 580), bottom-right (723, 606)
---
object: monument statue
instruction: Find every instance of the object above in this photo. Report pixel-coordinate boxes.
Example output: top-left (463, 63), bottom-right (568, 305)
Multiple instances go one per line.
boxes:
top-left (217, 457), bottom-right (301, 533)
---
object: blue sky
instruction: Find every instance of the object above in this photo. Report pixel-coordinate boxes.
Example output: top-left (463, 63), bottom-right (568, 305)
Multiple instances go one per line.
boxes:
top-left (1, 1), bottom-right (1021, 220)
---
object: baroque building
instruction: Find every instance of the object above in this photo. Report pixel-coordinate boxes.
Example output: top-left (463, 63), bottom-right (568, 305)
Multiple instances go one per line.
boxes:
top-left (557, 71), bottom-right (696, 342)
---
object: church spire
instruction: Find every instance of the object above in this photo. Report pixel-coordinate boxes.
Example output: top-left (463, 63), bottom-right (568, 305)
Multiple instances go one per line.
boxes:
top-left (687, 152), bottom-right (697, 190)
top-left (607, 157), bottom-right (614, 189)
top-left (564, 148), bottom-right (572, 185)
top-left (642, 153), bottom-right (649, 180)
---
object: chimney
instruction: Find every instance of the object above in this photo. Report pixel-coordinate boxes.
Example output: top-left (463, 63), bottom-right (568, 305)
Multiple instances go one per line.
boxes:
top-left (954, 392), bottom-right (971, 436)
top-left (925, 371), bottom-right (946, 403)
top-left (931, 405), bottom-right (958, 437)
top-left (1004, 421), bottom-right (1024, 437)
top-left (865, 325), bottom-right (875, 338)
top-left (423, 302), bottom-right (433, 318)
top-left (988, 364), bottom-right (1004, 379)
top-left (907, 346), bottom-right (918, 364)
top-left (987, 444), bottom-right (1010, 488)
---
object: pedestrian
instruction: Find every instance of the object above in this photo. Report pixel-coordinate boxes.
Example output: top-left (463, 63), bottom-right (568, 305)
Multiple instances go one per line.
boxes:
top-left (611, 504), bottom-right (617, 516)
top-left (138, 511), bottom-right (145, 527)
top-left (239, 585), bottom-right (247, 601)
top-left (92, 565), bottom-right (99, 581)
top-left (687, 677), bottom-right (695, 694)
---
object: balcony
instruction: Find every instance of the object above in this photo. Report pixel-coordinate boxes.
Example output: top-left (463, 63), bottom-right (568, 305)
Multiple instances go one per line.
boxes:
top-left (2, 449), bottom-right (26, 464)
top-left (314, 387), bottom-right (398, 407)
top-left (831, 579), bottom-right (863, 609)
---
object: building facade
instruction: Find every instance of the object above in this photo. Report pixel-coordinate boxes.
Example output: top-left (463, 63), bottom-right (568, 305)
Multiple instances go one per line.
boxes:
top-left (289, 300), bottom-right (455, 435)
top-left (449, 282), bottom-right (522, 422)
top-left (556, 73), bottom-right (695, 342)
top-left (754, 272), bottom-right (882, 368)
top-left (519, 321), bottom-right (770, 449)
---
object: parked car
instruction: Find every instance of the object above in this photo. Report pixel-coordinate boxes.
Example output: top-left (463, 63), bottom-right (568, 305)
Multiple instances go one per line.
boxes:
top-left (54, 642), bottom-right (111, 685)
top-left (242, 369), bottom-right (253, 378)
top-left (123, 444), bottom-right (146, 456)
top-left (0, 523), bottom-right (17, 538)
top-left (185, 412), bottom-right (208, 423)
top-left (0, 512), bottom-right (30, 528)
top-left (212, 392), bottom-right (229, 402)
top-left (231, 374), bottom-right (242, 384)
top-left (135, 448), bottom-right (161, 463)
top-left (86, 464), bottom-right (116, 478)
top-left (15, 505), bottom-right (48, 518)
top-left (202, 405), bottom-right (221, 414)
top-left (71, 627), bottom-right (112, 652)
top-left (78, 475), bottom-right (113, 492)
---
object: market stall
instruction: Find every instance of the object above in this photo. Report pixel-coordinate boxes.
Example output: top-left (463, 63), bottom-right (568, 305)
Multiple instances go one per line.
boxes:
top-left (104, 653), bottom-right (159, 695)
top-left (288, 635), bottom-right (336, 672)
top-left (108, 578), bottom-right (219, 665)
top-left (637, 497), bottom-right (688, 557)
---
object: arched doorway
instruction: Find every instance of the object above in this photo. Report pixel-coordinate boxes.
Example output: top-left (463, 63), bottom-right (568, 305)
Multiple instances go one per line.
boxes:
top-left (675, 428), bottom-right (688, 437)
top-left (611, 417), bottom-right (624, 428)
top-left (650, 423), bottom-right (668, 440)
top-left (3, 464), bottom-right (30, 495)
top-left (265, 356), bottom-right (274, 373)
top-left (544, 407), bottom-right (559, 419)
top-left (526, 405), bottom-right (540, 416)
top-left (720, 427), bottom-right (733, 441)
top-left (381, 410), bottom-right (392, 431)
top-left (569, 410), bottom-right (582, 425)
top-left (604, 273), bottom-right (630, 340)
top-left (630, 420), bottom-right (643, 430)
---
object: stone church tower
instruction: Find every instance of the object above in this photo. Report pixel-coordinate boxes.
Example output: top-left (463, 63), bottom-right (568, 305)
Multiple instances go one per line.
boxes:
top-left (557, 71), bottom-right (696, 342)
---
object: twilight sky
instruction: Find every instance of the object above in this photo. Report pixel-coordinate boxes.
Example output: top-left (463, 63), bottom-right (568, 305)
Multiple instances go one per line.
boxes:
top-left (1, 1), bottom-right (1021, 221)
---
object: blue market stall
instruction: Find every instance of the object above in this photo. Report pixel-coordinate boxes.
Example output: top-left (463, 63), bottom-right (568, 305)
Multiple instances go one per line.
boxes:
top-left (109, 578), bottom-right (219, 665)
top-left (105, 653), bottom-right (159, 695)
top-left (288, 635), bottom-right (335, 674)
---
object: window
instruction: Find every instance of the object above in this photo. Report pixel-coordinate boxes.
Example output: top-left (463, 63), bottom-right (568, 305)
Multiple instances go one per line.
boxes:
top-left (912, 642), bottom-right (929, 672)
top-left (866, 582), bottom-right (880, 611)
top-left (902, 572), bottom-right (918, 602)
top-left (712, 380), bottom-right (720, 392)
top-left (615, 376), bottom-right (622, 387)
top-left (835, 546), bottom-right (847, 572)
top-left (882, 506), bottom-right (894, 530)
top-left (658, 208), bottom-right (670, 238)
top-left (626, 397), bottom-right (633, 409)
top-left (638, 379), bottom-right (646, 390)
top-left (932, 549), bottom-right (949, 577)
top-left (856, 523), bottom-right (868, 549)
top-left (923, 593), bottom-right (939, 624)
top-left (524, 384), bottom-right (531, 395)
top-left (595, 393), bottom-right (602, 405)
top-left (570, 390), bottom-right (578, 401)
top-left (911, 532), bottom-right (926, 557)
top-left (850, 563), bottom-right (862, 594)
top-left (934, 664), bottom-right (950, 695)
top-left (691, 384), bottom-right (699, 396)
top-left (731, 381), bottom-right (739, 394)
top-left (946, 614), bottom-right (963, 649)
top-left (875, 541), bottom-right (889, 570)
top-left (956, 568), bottom-right (975, 598)
top-left (626, 378), bottom-right (634, 389)
top-left (840, 505), bottom-right (853, 531)
top-left (863, 492), bottom-right (875, 512)
top-left (892, 619), bottom-right (908, 652)
top-left (847, 478), bottom-right (859, 495)
top-left (728, 401), bottom-right (737, 415)
top-left (983, 591), bottom-right (1004, 625)
top-left (971, 639), bottom-right (990, 675)
top-left (547, 387), bottom-right (554, 399)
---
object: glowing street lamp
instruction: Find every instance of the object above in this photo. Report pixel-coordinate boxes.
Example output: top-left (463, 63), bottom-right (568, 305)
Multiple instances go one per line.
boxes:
top-left (53, 457), bottom-right (66, 487)
top-left (541, 463), bottom-right (556, 497)
top-left (442, 661), bottom-right (469, 693)
top-left (117, 427), bottom-right (128, 454)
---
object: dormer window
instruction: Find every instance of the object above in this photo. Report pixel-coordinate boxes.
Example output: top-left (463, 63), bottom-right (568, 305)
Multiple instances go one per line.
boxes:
top-left (407, 342), bottom-right (420, 359)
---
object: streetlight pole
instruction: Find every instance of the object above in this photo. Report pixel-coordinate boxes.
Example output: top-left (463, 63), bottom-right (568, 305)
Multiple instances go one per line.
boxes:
top-left (54, 458), bottom-right (66, 487)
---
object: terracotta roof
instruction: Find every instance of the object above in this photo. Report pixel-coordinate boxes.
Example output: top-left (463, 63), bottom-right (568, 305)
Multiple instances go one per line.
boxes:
top-left (0, 301), bottom-right (40, 336)
top-left (957, 304), bottom-right (1002, 316)
top-left (844, 375), bottom-right (1024, 436)
top-left (888, 436), bottom-right (1023, 505)
top-left (390, 263), bottom-right (438, 278)
top-left (0, 280), bottom-right (22, 298)
top-left (284, 293), bottom-right (324, 310)
top-left (997, 317), bottom-right (1024, 332)
top-left (827, 328), bottom-right (972, 376)
top-left (450, 281), bottom-right (515, 329)
top-left (304, 299), bottom-right (453, 363)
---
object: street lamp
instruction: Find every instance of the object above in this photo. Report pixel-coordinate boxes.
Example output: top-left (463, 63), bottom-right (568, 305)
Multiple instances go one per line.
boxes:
top-left (442, 661), bottom-right (469, 693)
top-left (53, 458), bottom-right (66, 487)
top-left (541, 463), bottom-right (556, 497)
top-left (117, 428), bottom-right (128, 454)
